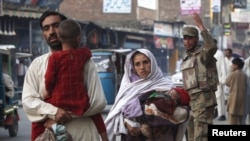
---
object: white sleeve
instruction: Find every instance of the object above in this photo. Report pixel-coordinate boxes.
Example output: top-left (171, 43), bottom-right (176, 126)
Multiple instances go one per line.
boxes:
top-left (218, 51), bottom-right (227, 84)
top-left (83, 59), bottom-right (107, 116)
top-left (22, 56), bottom-right (58, 122)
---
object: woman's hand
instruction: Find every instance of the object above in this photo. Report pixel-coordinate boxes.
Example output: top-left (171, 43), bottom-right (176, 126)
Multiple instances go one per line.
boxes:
top-left (125, 122), bottom-right (141, 136)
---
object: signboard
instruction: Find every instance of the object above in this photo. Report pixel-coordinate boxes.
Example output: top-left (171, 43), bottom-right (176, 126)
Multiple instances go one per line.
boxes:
top-left (103, 0), bottom-right (131, 13)
top-left (138, 0), bottom-right (156, 10)
top-left (235, 23), bottom-right (249, 29)
top-left (233, 0), bottom-right (247, 9)
top-left (223, 23), bottom-right (231, 36)
top-left (153, 22), bottom-right (173, 36)
top-left (154, 36), bottom-right (174, 49)
top-left (211, 0), bottom-right (221, 13)
top-left (180, 0), bottom-right (201, 15)
top-left (231, 12), bottom-right (250, 23)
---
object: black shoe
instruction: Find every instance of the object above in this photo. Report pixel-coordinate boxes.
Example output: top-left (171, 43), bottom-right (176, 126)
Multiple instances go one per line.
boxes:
top-left (213, 108), bottom-right (218, 119)
top-left (217, 115), bottom-right (226, 121)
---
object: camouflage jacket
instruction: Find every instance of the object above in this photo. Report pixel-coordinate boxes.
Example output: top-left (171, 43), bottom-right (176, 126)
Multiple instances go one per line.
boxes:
top-left (181, 29), bottom-right (218, 95)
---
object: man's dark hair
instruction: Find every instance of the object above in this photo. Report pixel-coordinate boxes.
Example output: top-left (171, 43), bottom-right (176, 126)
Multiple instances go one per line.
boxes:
top-left (232, 57), bottom-right (244, 69)
top-left (213, 39), bottom-right (217, 44)
top-left (224, 48), bottom-right (232, 54)
top-left (39, 11), bottom-right (67, 29)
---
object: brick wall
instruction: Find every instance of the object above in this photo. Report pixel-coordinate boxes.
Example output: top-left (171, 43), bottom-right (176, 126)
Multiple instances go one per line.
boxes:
top-left (60, 0), bottom-right (212, 29)
top-left (60, 0), bottom-right (139, 27)
top-left (158, 0), bottom-right (212, 28)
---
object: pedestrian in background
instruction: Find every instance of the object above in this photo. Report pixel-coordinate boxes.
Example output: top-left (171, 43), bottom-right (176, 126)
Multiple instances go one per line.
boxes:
top-left (181, 13), bottom-right (218, 141)
top-left (224, 48), bottom-right (234, 102)
top-left (2, 73), bottom-right (15, 126)
top-left (17, 59), bottom-right (27, 87)
top-left (3, 73), bottom-right (14, 98)
top-left (242, 55), bottom-right (250, 124)
top-left (213, 42), bottom-right (227, 121)
top-left (226, 57), bottom-right (247, 125)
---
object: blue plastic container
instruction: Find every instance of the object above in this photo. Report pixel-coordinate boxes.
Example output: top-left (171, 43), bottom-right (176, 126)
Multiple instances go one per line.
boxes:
top-left (99, 72), bottom-right (116, 104)
top-left (92, 51), bottom-right (117, 104)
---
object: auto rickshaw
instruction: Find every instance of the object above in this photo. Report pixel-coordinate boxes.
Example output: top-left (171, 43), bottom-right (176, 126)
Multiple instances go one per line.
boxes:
top-left (91, 49), bottom-right (132, 104)
top-left (0, 45), bottom-right (31, 137)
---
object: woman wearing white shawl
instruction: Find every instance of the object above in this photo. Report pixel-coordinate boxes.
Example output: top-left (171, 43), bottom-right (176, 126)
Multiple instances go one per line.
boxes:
top-left (105, 49), bottom-right (188, 141)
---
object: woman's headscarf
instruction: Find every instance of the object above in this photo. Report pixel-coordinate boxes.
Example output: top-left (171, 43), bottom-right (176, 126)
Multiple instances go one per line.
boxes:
top-left (104, 49), bottom-right (175, 141)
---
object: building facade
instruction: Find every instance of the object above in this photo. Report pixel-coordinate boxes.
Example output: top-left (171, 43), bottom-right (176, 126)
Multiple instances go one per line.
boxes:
top-left (1, 0), bottom-right (249, 74)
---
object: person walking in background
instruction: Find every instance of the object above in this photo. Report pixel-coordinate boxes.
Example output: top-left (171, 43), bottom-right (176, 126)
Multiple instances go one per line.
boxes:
top-left (181, 13), bottom-right (218, 141)
top-left (2, 73), bottom-right (15, 99)
top-left (225, 57), bottom-right (247, 125)
top-left (17, 59), bottom-right (27, 87)
top-left (43, 19), bottom-right (108, 141)
top-left (105, 49), bottom-right (189, 141)
top-left (224, 48), bottom-right (234, 102)
top-left (213, 42), bottom-right (227, 121)
top-left (242, 55), bottom-right (250, 124)
top-left (22, 11), bottom-right (106, 141)
top-left (2, 73), bottom-right (15, 126)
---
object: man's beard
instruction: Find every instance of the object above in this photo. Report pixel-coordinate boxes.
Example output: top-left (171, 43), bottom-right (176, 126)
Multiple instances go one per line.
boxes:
top-left (48, 41), bottom-right (62, 51)
top-left (187, 42), bottom-right (197, 52)
top-left (47, 33), bottom-right (62, 51)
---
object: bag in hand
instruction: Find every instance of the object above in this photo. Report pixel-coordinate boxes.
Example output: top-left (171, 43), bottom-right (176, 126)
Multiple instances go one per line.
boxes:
top-left (35, 128), bottom-right (56, 141)
top-left (35, 124), bottom-right (73, 141)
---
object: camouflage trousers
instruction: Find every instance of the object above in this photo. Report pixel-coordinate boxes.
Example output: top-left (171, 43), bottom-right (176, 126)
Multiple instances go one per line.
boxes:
top-left (187, 106), bottom-right (215, 141)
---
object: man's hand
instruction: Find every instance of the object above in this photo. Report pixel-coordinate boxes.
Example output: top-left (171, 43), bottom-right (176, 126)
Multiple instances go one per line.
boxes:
top-left (44, 118), bottom-right (56, 129)
top-left (192, 13), bottom-right (205, 31)
top-left (55, 108), bottom-right (72, 124)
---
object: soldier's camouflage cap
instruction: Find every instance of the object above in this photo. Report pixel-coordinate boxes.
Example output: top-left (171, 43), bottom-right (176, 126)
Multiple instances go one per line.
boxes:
top-left (182, 26), bottom-right (198, 37)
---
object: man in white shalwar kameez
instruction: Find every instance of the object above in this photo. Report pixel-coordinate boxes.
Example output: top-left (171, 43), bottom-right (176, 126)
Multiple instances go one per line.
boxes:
top-left (224, 48), bottom-right (234, 101)
top-left (22, 11), bottom-right (106, 141)
top-left (214, 49), bottom-right (227, 121)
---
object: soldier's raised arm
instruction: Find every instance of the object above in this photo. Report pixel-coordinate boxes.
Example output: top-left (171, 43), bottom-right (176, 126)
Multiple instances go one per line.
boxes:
top-left (192, 13), bottom-right (205, 32)
top-left (192, 13), bottom-right (215, 50)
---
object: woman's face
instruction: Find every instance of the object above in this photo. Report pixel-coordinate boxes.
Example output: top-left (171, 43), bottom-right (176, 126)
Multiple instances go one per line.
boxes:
top-left (132, 53), bottom-right (151, 79)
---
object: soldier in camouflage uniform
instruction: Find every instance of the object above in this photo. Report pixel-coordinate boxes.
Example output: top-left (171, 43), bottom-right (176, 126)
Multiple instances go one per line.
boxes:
top-left (181, 13), bottom-right (218, 141)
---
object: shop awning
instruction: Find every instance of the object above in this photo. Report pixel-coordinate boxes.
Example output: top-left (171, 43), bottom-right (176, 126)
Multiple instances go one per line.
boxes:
top-left (2, 0), bottom-right (62, 19)
top-left (109, 26), bottom-right (153, 35)
top-left (0, 44), bottom-right (32, 58)
top-left (2, 10), bottom-right (42, 19)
